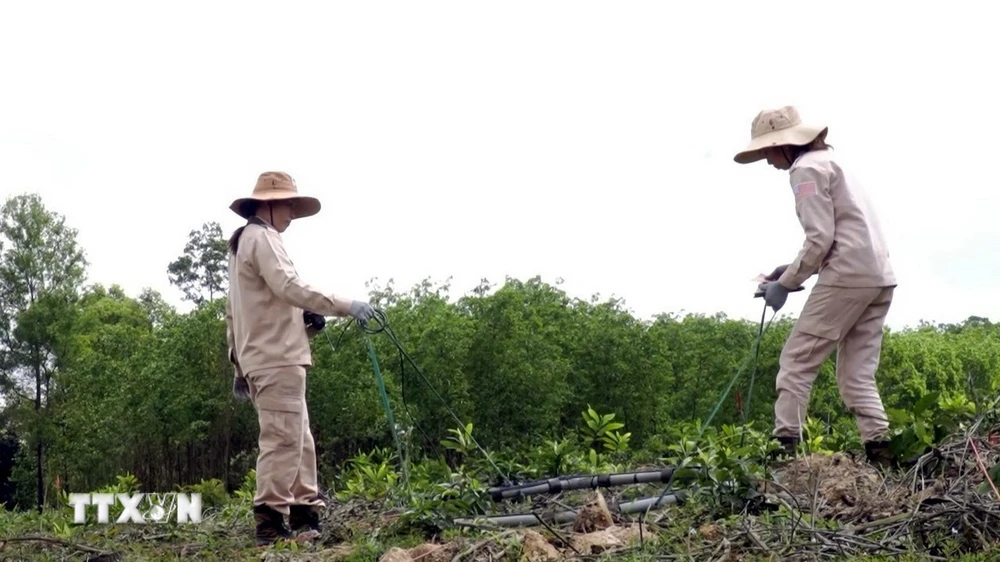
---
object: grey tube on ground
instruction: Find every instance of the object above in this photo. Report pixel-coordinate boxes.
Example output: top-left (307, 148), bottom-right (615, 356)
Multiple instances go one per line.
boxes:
top-left (488, 467), bottom-right (701, 502)
top-left (454, 491), bottom-right (685, 528)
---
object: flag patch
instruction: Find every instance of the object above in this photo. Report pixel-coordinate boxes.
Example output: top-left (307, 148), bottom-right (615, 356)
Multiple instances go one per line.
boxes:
top-left (792, 181), bottom-right (817, 198)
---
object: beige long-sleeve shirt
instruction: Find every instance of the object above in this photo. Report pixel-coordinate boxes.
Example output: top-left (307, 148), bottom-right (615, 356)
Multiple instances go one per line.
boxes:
top-left (226, 218), bottom-right (354, 375)
top-left (778, 149), bottom-right (896, 290)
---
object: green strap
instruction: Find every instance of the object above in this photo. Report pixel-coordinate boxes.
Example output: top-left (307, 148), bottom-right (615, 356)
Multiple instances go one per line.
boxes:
top-left (363, 332), bottom-right (410, 492)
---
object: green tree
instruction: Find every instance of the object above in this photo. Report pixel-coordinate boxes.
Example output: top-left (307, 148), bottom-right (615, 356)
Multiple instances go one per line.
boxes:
top-left (461, 277), bottom-right (574, 450)
top-left (561, 296), bottom-right (671, 447)
top-left (0, 193), bottom-right (86, 511)
top-left (167, 221), bottom-right (228, 305)
top-left (50, 285), bottom-right (152, 492)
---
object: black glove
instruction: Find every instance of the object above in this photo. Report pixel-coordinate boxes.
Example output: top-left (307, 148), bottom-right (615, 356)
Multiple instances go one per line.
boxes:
top-left (757, 281), bottom-right (790, 312)
top-left (303, 311), bottom-right (326, 331)
top-left (766, 264), bottom-right (790, 281)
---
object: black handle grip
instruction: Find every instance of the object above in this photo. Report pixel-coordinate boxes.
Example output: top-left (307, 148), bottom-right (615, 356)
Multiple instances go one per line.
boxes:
top-left (754, 285), bottom-right (805, 298)
top-left (303, 310), bottom-right (326, 330)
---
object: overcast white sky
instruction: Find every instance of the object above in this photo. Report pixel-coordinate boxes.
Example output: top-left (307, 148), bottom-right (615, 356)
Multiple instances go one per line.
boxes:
top-left (1, 1), bottom-right (997, 331)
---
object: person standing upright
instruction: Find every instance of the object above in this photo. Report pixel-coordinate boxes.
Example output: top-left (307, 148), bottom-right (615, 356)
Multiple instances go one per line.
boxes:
top-left (225, 171), bottom-right (377, 545)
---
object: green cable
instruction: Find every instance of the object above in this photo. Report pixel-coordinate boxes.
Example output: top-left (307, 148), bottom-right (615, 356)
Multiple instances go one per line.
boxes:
top-left (742, 304), bottom-right (768, 423)
top-left (354, 310), bottom-right (511, 485)
top-left (323, 310), bottom-right (511, 490)
top-left (642, 302), bottom-right (776, 521)
top-left (362, 331), bottom-right (410, 493)
top-left (324, 322), bottom-right (412, 495)
top-left (700, 301), bottom-right (775, 436)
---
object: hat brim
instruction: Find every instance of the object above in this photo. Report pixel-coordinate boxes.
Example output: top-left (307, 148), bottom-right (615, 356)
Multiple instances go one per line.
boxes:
top-left (229, 193), bottom-right (321, 220)
top-left (734, 125), bottom-right (828, 164)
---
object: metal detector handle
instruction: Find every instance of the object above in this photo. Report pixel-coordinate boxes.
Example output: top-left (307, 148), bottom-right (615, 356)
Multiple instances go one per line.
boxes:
top-left (754, 285), bottom-right (805, 298)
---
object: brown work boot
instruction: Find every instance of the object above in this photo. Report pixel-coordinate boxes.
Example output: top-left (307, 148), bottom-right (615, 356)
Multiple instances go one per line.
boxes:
top-left (864, 440), bottom-right (896, 468)
top-left (254, 504), bottom-right (291, 547)
top-left (289, 504), bottom-right (322, 541)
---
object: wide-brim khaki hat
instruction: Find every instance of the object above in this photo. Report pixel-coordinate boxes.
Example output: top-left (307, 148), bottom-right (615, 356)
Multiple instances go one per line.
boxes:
top-left (734, 106), bottom-right (828, 164)
top-left (229, 171), bottom-right (321, 219)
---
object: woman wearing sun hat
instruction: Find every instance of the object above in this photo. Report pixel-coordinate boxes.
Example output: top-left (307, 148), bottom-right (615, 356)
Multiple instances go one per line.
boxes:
top-left (734, 106), bottom-right (897, 467)
top-left (225, 170), bottom-right (377, 545)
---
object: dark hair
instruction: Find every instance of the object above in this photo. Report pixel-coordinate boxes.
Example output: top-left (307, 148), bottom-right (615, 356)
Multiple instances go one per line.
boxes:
top-left (784, 135), bottom-right (833, 162)
top-left (228, 201), bottom-right (260, 254)
top-left (228, 226), bottom-right (246, 254)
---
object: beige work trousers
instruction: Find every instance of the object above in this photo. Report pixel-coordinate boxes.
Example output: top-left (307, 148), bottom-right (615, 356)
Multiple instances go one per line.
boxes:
top-left (245, 365), bottom-right (324, 515)
top-left (774, 284), bottom-right (894, 443)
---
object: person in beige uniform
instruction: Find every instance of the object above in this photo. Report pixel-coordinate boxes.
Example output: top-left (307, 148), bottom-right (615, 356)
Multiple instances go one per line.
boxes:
top-left (225, 171), bottom-right (376, 545)
top-left (734, 106), bottom-right (897, 466)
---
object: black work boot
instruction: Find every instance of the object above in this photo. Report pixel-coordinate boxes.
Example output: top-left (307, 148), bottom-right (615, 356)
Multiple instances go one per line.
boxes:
top-left (254, 504), bottom-right (291, 547)
top-left (289, 504), bottom-right (322, 540)
top-left (769, 436), bottom-right (799, 461)
top-left (864, 440), bottom-right (896, 468)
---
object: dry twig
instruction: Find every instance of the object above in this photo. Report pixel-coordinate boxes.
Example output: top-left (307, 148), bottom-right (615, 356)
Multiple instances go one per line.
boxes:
top-left (0, 535), bottom-right (112, 556)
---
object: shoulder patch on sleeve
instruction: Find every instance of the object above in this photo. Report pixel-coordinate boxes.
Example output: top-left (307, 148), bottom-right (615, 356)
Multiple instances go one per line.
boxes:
top-left (792, 181), bottom-right (817, 199)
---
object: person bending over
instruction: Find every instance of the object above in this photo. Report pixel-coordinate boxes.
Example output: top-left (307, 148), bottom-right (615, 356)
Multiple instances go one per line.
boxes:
top-left (734, 107), bottom-right (897, 467)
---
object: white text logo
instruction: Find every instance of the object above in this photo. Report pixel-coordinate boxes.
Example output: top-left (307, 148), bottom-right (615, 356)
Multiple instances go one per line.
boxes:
top-left (67, 493), bottom-right (202, 524)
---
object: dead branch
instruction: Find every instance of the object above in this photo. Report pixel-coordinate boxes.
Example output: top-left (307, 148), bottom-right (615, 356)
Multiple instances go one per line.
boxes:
top-left (0, 535), bottom-right (112, 555)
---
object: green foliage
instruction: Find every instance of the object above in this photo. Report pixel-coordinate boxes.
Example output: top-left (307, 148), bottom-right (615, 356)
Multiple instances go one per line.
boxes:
top-left (0, 193), bottom-right (89, 512)
top-left (582, 404), bottom-right (631, 454)
top-left (1, 191), bottom-right (1000, 531)
top-left (184, 478), bottom-right (228, 510)
top-left (337, 448), bottom-right (401, 501)
top-left (441, 423), bottom-right (476, 457)
top-left (888, 390), bottom-right (978, 460)
top-left (166, 221), bottom-right (228, 305)
top-left (659, 421), bottom-right (776, 514)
